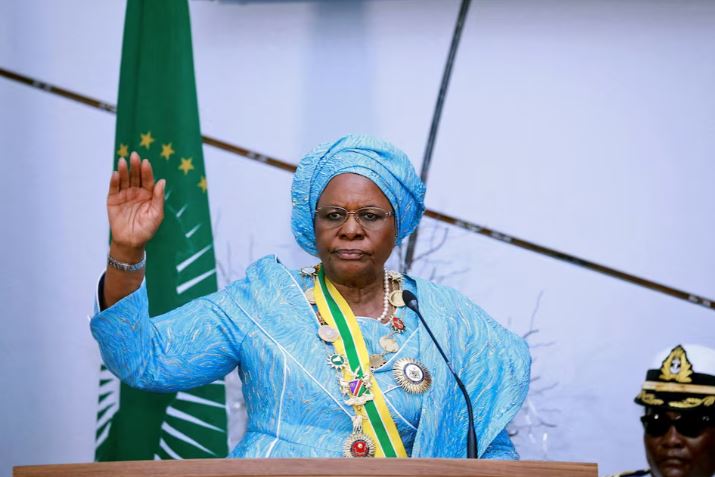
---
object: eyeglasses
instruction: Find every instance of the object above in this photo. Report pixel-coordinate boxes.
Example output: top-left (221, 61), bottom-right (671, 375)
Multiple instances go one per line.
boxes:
top-left (640, 412), bottom-right (713, 438)
top-left (314, 206), bottom-right (394, 231)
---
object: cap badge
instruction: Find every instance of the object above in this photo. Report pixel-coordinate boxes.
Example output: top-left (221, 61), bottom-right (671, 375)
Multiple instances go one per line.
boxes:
top-left (659, 345), bottom-right (694, 383)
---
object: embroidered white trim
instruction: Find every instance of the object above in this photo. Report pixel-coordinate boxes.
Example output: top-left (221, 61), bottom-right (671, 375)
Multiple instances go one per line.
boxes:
top-left (228, 295), bottom-right (352, 419)
top-left (382, 392), bottom-right (418, 431)
top-left (382, 328), bottom-right (418, 368)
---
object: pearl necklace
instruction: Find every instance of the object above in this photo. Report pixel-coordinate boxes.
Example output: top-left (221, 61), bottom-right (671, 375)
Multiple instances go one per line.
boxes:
top-left (376, 270), bottom-right (391, 323)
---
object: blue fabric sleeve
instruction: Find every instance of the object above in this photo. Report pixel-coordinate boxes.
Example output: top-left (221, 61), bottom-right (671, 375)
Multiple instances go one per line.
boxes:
top-left (480, 429), bottom-right (519, 459)
top-left (455, 290), bottom-right (531, 459)
top-left (90, 277), bottom-right (247, 392)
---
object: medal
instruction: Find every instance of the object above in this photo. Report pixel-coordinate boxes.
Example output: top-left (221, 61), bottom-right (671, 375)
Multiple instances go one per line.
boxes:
top-left (389, 289), bottom-right (405, 307)
top-left (305, 287), bottom-right (316, 304)
top-left (345, 395), bottom-right (374, 406)
top-left (339, 370), bottom-right (372, 395)
top-left (318, 325), bottom-right (340, 343)
top-left (379, 335), bottom-right (399, 353)
top-left (391, 316), bottom-right (405, 333)
top-left (344, 433), bottom-right (375, 457)
top-left (328, 353), bottom-right (346, 369)
top-left (313, 266), bottom-right (409, 458)
top-left (348, 378), bottom-right (369, 396)
top-left (369, 354), bottom-right (387, 369)
top-left (343, 416), bottom-right (375, 458)
top-left (301, 266), bottom-right (317, 277)
top-left (393, 357), bottom-right (432, 394)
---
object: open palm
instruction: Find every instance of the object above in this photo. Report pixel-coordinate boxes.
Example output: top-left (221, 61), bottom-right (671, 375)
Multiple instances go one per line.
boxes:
top-left (107, 151), bottom-right (166, 249)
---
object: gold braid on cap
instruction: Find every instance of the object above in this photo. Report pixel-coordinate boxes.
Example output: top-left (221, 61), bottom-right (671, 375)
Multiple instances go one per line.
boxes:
top-left (637, 390), bottom-right (664, 406)
top-left (668, 396), bottom-right (715, 409)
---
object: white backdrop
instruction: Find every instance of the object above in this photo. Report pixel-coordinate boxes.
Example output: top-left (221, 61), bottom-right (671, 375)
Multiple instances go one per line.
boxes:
top-left (1, 1), bottom-right (715, 476)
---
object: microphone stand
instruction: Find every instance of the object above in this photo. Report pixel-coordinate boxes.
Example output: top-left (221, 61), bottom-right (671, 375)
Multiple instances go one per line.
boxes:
top-left (402, 290), bottom-right (478, 458)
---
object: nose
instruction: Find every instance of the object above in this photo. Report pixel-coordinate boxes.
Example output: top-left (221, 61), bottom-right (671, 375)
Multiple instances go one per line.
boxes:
top-left (339, 213), bottom-right (365, 239)
top-left (662, 424), bottom-right (685, 447)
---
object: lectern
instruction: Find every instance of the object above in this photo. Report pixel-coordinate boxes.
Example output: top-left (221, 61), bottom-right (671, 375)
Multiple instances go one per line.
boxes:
top-left (14, 458), bottom-right (597, 477)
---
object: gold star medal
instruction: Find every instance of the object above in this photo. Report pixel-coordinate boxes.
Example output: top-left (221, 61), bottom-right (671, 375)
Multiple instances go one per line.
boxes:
top-left (393, 357), bottom-right (432, 394)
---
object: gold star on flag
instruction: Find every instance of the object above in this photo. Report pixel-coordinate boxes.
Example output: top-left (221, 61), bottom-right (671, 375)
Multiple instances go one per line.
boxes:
top-left (139, 131), bottom-right (155, 149)
top-left (160, 143), bottom-right (175, 160)
top-left (117, 144), bottom-right (129, 158)
top-left (178, 157), bottom-right (195, 175)
top-left (197, 176), bottom-right (207, 193)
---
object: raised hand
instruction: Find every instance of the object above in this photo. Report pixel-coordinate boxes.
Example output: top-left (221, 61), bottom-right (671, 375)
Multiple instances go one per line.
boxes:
top-left (107, 151), bottom-right (166, 250)
top-left (103, 152), bottom-right (165, 307)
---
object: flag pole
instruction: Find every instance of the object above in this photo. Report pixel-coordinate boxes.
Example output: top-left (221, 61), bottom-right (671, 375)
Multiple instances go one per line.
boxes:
top-left (1, 66), bottom-right (713, 312)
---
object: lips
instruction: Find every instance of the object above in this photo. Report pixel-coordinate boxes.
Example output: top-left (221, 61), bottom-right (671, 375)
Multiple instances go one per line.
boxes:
top-left (658, 456), bottom-right (688, 470)
top-left (333, 249), bottom-right (368, 260)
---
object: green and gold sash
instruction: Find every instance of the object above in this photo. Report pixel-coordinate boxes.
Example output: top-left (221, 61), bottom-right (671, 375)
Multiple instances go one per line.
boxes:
top-left (314, 268), bottom-right (408, 458)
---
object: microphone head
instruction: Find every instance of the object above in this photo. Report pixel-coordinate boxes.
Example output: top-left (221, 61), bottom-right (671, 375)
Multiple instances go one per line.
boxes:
top-left (401, 290), bottom-right (419, 311)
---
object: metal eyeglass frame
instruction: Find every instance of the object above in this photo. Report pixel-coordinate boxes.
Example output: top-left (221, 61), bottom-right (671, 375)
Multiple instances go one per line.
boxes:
top-left (314, 206), bottom-right (394, 230)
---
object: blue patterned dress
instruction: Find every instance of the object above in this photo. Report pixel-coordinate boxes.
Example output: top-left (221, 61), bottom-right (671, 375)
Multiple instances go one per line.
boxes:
top-left (91, 255), bottom-right (530, 458)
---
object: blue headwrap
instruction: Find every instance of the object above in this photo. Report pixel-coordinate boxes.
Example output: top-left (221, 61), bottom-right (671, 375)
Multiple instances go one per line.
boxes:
top-left (291, 134), bottom-right (426, 256)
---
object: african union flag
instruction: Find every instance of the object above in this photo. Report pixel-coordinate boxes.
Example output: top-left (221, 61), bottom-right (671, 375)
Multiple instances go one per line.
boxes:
top-left (95, 0), bottom-right (228, 461)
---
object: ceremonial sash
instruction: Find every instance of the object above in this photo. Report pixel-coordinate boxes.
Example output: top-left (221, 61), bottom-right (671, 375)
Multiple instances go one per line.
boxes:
top-left (314, 268), bottom-right (408, 458)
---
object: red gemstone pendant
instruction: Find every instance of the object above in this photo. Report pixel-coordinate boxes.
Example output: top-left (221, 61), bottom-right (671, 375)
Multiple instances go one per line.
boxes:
top-left (343, 432), bottom-right (376, 458)
top-left (351, 439), bottom-right (368, 457)
top-left (391, 316), bottom-right (406, 333)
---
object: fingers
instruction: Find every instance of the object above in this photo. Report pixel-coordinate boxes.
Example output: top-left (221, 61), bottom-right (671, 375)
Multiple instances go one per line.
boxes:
top-left (129, 152), bottom-right (141, 188)
top-left (151, 179), bottom-right (166, 218)
top-left (118, 157), bottom-right (129, 190)
top-left (141, 158), bottom-right (155, 191)
top-left (116, 152), bottom-right (159, 194)
top-left (108, 171), bottom-right (120, 197)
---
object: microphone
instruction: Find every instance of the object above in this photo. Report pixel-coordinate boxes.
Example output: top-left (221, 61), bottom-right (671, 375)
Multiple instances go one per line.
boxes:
top-left (402, 289), bottom-right (478, 458)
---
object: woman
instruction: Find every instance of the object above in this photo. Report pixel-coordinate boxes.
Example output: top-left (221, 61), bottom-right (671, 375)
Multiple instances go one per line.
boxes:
top-left (93, 134), bottom-right (530, 459)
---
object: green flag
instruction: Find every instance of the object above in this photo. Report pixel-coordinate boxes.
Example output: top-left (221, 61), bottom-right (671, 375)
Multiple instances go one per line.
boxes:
top-left (95, 0), bottom-right (228, 461)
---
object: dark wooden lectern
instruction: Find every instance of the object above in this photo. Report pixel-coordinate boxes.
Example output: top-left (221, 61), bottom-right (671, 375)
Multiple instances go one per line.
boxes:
top-left (14, 458), bottom-right (597, 477)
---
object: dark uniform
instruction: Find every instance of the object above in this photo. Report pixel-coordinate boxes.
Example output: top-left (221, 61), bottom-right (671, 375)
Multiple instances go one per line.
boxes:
top-left (606, 470), bottom-right (650, 477)
top-left (612, 344), bottom-right (715, 477)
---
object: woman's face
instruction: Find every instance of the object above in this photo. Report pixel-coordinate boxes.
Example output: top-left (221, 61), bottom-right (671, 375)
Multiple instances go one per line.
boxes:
top-left (314, 173), bottom-right (396, 287)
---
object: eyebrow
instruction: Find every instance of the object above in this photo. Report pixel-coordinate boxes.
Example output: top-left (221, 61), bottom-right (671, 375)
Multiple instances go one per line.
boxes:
top-left (317, 204), bottom-right (386, 208)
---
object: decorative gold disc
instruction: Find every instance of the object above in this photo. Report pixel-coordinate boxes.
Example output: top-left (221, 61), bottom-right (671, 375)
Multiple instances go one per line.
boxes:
top-left (369, 354), bottom-right (387, 369)
top-left (389, 290), bottom-right (405, 307)
top-left (304, 287), bottom-right (316, 304)
top-left (393, 357), bottom-right (432, 394)
top-left (318, 325), bottom-right (340, 343)
top-left (379, 335), bottom-right (399, 353)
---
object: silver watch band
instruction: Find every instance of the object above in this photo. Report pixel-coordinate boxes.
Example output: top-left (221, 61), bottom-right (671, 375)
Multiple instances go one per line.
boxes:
top-left (107, 252), bottom-right (146, 272)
